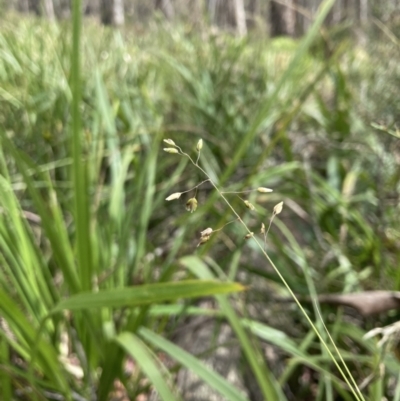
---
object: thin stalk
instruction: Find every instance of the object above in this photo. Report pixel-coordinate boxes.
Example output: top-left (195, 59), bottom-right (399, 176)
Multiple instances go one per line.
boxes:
top-left (71, 0), bottom-right (93, 290)
top-left (171, 146), bottom-right (365, 401)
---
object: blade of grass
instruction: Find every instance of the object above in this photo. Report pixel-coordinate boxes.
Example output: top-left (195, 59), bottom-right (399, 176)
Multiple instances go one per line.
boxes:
top-left (219, 0), bottom-right (336, 184)
top-left (0, 136), bottom-right (80, 292)
top-left (131, 132), bottom-right (161, 282)
top-left (115, 332), bottom-right (180, 401)
top-left (241, 319), bottom-right (347, 389)
top-left (180, 255), bottom-right (287, 401)
top-left (94, 69), bottom-right (125, 226)
top-left (0, 288), bottom-right (70, 397)
top-left (394, 372), bottom-right (400, 401)
top-left (71, 0), bottom-right (93, 291)
top-left (51, 280), bottom-right (245, 312)
top-left (139, 327), bottom-right (250, 401)
top-left (0, 341), bottom-right (12, 400)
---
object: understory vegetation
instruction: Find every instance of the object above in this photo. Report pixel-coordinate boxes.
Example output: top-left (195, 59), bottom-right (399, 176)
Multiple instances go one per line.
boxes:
top-left (0, 2), bottom-right (400, 400)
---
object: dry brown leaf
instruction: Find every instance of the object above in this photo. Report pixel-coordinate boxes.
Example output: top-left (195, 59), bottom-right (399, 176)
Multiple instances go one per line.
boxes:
top-left (280, 291), bottom-right (400, 317)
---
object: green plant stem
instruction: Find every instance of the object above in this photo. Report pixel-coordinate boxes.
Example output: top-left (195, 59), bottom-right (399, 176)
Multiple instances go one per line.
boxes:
top-left (71, 0), bottom-right (93, 291)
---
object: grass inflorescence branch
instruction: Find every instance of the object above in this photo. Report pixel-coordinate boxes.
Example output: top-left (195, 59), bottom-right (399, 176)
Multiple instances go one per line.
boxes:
top-left (163, 137), bottom-right (365, 401)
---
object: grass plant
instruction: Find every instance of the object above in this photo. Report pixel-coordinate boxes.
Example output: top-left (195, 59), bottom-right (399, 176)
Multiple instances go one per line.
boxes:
top-left (163, 137), bottom-right (364, 401)
top-left (0, 0), bottom-right (399, 399)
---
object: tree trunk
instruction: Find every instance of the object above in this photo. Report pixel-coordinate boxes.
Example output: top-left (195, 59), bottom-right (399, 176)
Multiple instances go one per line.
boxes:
top-left (208, 0), bottom-right (217, 23)
top-left (270, 0), bottom-right (296, 37)
top-left (332, 0), bottom-right (343, 24)
top-left (359, 0), bottom-right (368, 23)
top-left (43, 0), bottom-right (55, 19)
top-left (101, 0), bottom-right (124, 26)
top-left (155, 0), bottom-right (175, 20)
top-left (55, 0), bottom-right (72, 19)
top-left (28, 0), bottom-right (41, 14)
top-left (234, 0), bottom-right (247, 36)
top-left (247, 0), bottom-right (270, 32)
top-left (16, 0), bottom-right (29, 12)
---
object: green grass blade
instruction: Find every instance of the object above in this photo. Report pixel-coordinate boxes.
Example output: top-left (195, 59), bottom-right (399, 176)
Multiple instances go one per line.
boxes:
top-left (139, 327), bottom-right (250, 401)
top-left (220, 0), bottom-right (336, 184)
top-left (51, 280), bottom-right (245, 312)
top-left (0, 137), bottom-right (80, 293)
top-left (0, 288), bottom-right (69, 395)
top-left (71, 0), bottom-right (93, 291)
top-left (132, 133), bottom-right (161, 281)
top-left (0, 341), bottom-right (12, 400)
top-left (115, 332), bottom-right (179, 401)
top-left (180, 256), bottom-right (287, 401)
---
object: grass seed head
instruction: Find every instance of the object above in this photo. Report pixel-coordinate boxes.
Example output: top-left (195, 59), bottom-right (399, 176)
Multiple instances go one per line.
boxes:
top-left (197, 235), bottom-right (211, 247)
top-left (186, 197), bottom-right (198, 213)
top-left (163, 139), bottom-right (176, 146)
top-left (244, 200), bottom-right (255, 210)
top-left (200, 227), bottom-right (213, 237)
top-left (257, 187), bottom-right (273, 193)
top-left (165, 192), bottom-right (182, 201)
top-left (163, 147), bottom-right (179, 154)
top-left (273, 201), bottom-right (283, 215)
top-left (197, 227), bottom-right (213, 246)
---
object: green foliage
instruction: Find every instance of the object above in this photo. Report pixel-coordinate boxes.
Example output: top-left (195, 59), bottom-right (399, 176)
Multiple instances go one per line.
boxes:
top-left (0, 0), bottom-right (400, 399)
